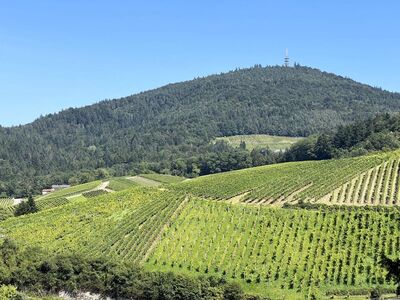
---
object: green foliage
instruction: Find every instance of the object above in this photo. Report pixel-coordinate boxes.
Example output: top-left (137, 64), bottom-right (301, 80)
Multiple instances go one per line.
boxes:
top-left (285, 113), bottom-right (400, 161)
top-left (36, 197), bottom-right (70, 211)
top-left (147, 198), bottom-right (400, 296)
top-left (82, 190), bottom-right (108, 198)
top-left (0, 198), bottom-right (14, 221)
top-left (2, 188), bottom-right (187, 264)
top-left (0, 285), bottom-right (19, 300)
top-left (380, 256), bottom-right (400, 295)
top-left (0, 240), bottom-right (250, 300)
top-left (172, 151), bottom-right (390, 204)
top-left (14, 195), bottom-right (37, 216)
top-left (0, 198), bottom-right (13, 208)
top-left (107, 177), bottom-right (138, 191)
top-left (140, 173), bottom-right (186, 184)
top-left (0, 207), bottom-right (13, 221)
top-left (2, 66), bottom-right (400, 196)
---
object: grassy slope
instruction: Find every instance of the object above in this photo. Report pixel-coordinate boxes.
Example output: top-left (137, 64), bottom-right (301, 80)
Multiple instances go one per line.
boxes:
top-left (145, 198), bottom-right (400, 298)
top-left (1, 187), bottom-right (186, 264)
top-left (0, 198), bottom-right (13, 208)
top-left (3, 152), bottom-right (400, 298)
top-left (107, 177), bottom-right (138, 191)
top-left (140, 173), bottom-right (186, 184)
top-left (215, 134), bottom-right (304, 151)
top-left (172, 151), bottom-right (400, 206)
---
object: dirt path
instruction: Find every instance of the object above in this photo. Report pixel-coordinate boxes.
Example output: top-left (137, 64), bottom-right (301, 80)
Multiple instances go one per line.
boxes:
top-left (92, 181), bottom-right (114, 193)
top-left (127, 176), bottom-right (162, 187)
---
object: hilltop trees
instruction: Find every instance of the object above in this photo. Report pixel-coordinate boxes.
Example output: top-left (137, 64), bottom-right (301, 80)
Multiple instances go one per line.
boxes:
top-left (285, 113), bottom-right (400, 162)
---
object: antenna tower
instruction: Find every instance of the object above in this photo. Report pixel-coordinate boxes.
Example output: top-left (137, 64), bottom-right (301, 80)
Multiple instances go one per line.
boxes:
top-left (284, 48), bottom-right (289, 67)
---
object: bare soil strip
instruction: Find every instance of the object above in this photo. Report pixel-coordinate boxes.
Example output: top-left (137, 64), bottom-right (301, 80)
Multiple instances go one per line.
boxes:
top-left (226, 192), bottom-right (250, 204)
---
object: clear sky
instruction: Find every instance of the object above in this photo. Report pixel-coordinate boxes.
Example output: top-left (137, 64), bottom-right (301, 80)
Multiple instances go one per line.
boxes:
top-left (1, 0), bottom-right (399, 127)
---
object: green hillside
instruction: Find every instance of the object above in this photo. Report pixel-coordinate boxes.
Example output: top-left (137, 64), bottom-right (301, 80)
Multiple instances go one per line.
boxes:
top-left (1, 152), bottom-right (400, 298)
top-left (106, 177), bottom-right (139, 191)
top-left (140, 173), bottom-right (186, 184)
top-left (146, 199), bottom-right (399, 298)
top-left (2, 65), bottom-right (400, 196)
top-left (1, 188), bottom-right (186, 264)
top-left (173, 151), bottom-right (400, 206)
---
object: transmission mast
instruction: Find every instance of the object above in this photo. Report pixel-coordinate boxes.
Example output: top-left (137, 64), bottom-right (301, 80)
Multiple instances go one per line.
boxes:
top-left (284, 48), bottom-right (289, 67)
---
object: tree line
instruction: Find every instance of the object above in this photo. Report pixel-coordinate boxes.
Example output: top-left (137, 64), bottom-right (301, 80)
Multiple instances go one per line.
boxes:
top-left (0, 238), bottom-right (266, 300)
top-left (284, 113), bottom-right (400, 162)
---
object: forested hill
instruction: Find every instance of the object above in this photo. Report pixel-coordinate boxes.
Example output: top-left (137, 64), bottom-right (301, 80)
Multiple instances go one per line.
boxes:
top-left (1, 65), bottom-right (400, 195)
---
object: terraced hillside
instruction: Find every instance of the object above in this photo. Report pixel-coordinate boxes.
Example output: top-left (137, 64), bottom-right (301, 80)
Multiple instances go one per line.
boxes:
top-left (173, 151), bottom-right (400, 206)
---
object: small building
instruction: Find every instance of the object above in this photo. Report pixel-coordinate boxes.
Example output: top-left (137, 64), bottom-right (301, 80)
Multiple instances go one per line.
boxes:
top-left (51, 184), bottom-right (70, 190)
top-left (42, 188), bottom-right (55, 195)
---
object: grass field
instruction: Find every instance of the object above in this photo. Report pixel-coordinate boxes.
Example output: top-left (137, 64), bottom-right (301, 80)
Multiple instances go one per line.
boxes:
top-left (215, 134), bottom-right (304, 151)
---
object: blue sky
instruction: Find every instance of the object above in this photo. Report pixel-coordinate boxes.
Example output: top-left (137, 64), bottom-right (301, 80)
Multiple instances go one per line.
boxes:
top-left (1, 0), bottom-right (399, 127)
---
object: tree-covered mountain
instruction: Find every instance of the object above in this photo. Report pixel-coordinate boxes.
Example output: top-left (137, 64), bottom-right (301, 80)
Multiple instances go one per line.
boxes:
top-left (1, 65), bottom-right (400, 196)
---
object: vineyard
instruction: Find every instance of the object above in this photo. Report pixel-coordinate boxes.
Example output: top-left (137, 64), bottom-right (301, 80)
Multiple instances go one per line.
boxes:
top-left (0, 198), bottom-right (15, 220)
top-left (36, 197), bottom-right (70, 211)
top-left (0, 187), bottom-right (187, 264)
top-left (140, 173), bottom-right (186, 184)
top-left (172, 151), bottom-right (400, 206)
top-left (2, 151), bottom-right (400, 298)
top-left (146, 198), bottom-right (400, 297)
top-left (107, 177), bottom-right (138, 191)
top-left (0, 198), bottom-right (13, 208)
top-left (317, 157), bottom-right (400, 206)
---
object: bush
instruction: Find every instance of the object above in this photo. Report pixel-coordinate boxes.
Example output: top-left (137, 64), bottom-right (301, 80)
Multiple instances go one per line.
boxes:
top-left (0, 285), bottom-right (19, 300)
top-left (14, 195), bottom-right (37, 216)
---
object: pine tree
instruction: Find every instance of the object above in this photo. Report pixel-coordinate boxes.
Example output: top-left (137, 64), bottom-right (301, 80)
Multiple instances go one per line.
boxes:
top-left (27, 195), bottom-right (38, 213)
